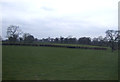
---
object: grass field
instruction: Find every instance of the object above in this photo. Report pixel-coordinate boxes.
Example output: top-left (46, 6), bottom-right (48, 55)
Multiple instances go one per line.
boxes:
top-left (2, 45), bottom-right (118, 80)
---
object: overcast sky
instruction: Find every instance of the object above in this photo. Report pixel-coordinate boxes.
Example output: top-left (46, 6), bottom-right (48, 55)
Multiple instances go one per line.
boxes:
top-left (1, 0), bottom-right (119, 39)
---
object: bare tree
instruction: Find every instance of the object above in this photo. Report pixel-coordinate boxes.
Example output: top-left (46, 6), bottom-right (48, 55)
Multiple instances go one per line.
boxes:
top-left (105, 30), bottom-right (120, 51)
top-left (7, 25), bottom-right (22, 42)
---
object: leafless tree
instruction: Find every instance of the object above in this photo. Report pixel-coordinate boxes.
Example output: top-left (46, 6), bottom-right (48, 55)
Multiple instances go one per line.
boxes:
top-left (7, 25), bottom-right (22, 42)
top-left (105, 30), bottom-right (120, 51)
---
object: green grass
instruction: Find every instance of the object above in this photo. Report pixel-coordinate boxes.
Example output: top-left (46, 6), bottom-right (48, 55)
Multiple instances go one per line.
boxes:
top-left (34, 42), bottom-right (108, 48)
top-left (2, 45), bottom-right (118, 80)
top-left (3, 41), bottom-right (108, 48)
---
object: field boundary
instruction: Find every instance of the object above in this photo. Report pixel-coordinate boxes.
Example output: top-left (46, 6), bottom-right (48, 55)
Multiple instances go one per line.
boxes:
top-left (2, 43), bottom-right (107, 50)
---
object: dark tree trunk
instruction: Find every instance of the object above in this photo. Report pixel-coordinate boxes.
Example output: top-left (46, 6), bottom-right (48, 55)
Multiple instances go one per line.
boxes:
top-left (111, 42), bottom-right (115, 52)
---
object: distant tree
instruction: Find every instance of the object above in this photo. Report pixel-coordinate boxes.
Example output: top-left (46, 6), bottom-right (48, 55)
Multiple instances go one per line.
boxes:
top-left (23, 33), bottom-right (29, 40)
top-left (97, 36), bottom-right (104, 46)
top-left (98, 36), bottom-right (104, 41)
top-left (41, 38), bottom-right (49, 42)
top-left (7, 25), bottom-right (22, 42)
top-left (78, 37), bottom-right (91, 45)
top-left (102, 37), bottom-right (109, 46)
top-left (92, 37), bottom-right (99, 45)
top-left (105, 30), bottom-right (120, 51)
top-left (19, 37), bottom-right (23, 42)
top-left (103, 37), bottom-right (109, 42)
top-left (23, 33), bottom-right (34, 43)
top-left (47, 37), bottom-right (51, 42)
top-left (50, 38), bottom-right (54, 42)
top-left (34, 38), bottom-right (38, 42)
top-left (68, 38), bottom-right (77, 44)
top-left (64, 38), bottom-right (68, 44)
top-left (60, 36), bottom-right (64, 43)
top-left (54, 38), bottom-right (59, 43)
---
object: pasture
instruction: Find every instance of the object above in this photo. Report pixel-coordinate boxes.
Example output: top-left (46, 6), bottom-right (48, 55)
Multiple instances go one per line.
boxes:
top-left (2, 45), bottom-right (118, 80)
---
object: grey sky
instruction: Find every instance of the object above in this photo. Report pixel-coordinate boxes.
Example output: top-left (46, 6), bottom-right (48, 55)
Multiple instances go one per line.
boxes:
top-left (1, 0), bottom-right (118, 39)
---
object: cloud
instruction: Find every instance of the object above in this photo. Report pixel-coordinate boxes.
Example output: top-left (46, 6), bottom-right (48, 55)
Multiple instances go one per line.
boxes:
top-left (41, 6), bottom-right (54, 11)
top-left (1, 0), bottom-right (119, 39)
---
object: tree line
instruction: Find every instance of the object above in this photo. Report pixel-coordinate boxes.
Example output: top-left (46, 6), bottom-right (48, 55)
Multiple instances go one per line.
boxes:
top-left (2, 25), bottom-right (120, 51)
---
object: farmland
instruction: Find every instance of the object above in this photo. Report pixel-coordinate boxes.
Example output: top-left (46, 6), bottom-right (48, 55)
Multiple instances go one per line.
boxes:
top-left (2, 45), bottom-right (118, 80)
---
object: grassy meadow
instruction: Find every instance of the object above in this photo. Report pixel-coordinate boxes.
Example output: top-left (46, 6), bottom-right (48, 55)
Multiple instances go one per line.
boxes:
top-left (2, 45), bottom-right (118, 80)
